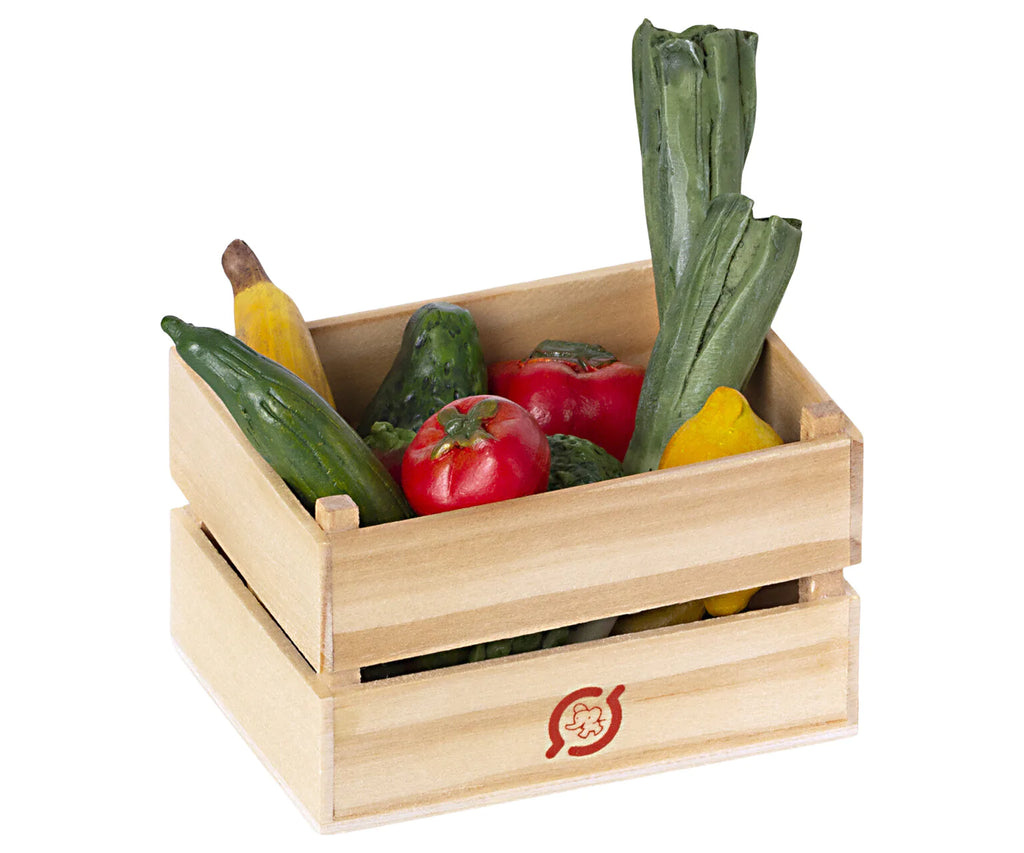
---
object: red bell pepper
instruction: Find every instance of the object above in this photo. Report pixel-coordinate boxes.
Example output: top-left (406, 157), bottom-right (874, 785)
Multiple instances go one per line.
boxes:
top-left (402, 395), bottom-right (551, 515)
top-left (487, 340), bottom-right (644, 462)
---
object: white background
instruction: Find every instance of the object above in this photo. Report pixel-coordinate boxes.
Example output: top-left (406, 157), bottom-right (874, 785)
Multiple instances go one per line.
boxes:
top-left (4, 1), bottom-right (1021, 850)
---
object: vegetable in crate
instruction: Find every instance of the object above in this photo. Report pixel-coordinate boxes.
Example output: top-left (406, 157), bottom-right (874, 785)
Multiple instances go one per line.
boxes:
top-left (488, 340), bottom-right (644, 462)
top-left (362, 625), bottom-right (572, 682)
top-left (222, 239), bottom-right (337, 408)
top-left (633, 20), bottom-right (758, 321)
top-left (659, 386), bottom-right (783, 616)
top-left (161, 316), bottom-right (412, 526)
top-left (659, 386), bottom-right (782, 467)
top-left (401, 395), bottom-right (550, 515)
top-left (546, 433), bottom-right (623, 491)
top-left (358, 302), bottom-right (487, 436)
top-left (623, 193), bottom-right (801, 474)
top-left (362, 421), bottom-right (416, 484)
top-left (611, 600), bottom-right (705, 635)
top-left (467, 627), bottom-right (570, 662)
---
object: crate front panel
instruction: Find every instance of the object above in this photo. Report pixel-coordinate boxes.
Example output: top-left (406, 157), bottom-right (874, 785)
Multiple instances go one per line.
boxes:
top-left (332, 592), bottom-right (856, 822)
top-left (328, 434), bottom-right (856, 669)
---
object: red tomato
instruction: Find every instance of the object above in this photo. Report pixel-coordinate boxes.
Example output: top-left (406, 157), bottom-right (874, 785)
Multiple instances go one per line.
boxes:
top-left (402, 395), bottom-right (551, 515)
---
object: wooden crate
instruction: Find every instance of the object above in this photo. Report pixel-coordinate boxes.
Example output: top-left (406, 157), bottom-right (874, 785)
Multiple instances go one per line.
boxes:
top-left (168, 260), bottom-right (863, 832)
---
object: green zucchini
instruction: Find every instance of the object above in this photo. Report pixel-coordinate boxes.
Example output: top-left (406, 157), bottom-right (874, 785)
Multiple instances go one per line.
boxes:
top-left (357, 302), bottom-right (487, 436)
top-left (162, 316), bottom-right (413, 525)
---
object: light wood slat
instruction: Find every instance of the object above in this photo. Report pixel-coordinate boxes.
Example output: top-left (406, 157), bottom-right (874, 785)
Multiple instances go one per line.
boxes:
top-left (798, 401), bottom-right (865, 602)
top-left (169, 507), bottom-right (334, 827)
top-left (168, 350), bottom-right (332, 670)
top-left (332, 594), bottom-right (854, 819)
top-left (850, 431), bottom-right (865, 565)
top-left (845, 580), bottom-right (861, 725)
top-left (744, 330), bottom-right (832, 443)
top-left (328, 435), bottom-right (856, 668)
top-left (330, 722), bottom-right (855, 831)
top-left (170, 498), bottom-right (858, 833)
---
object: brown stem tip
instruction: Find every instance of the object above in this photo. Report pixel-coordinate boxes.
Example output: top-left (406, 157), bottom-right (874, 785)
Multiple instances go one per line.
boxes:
top-left (221, 238), bottom-right (270, 295)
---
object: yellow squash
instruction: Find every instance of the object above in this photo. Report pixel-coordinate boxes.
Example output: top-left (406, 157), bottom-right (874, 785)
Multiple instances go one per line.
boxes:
top-left (222, 239), bottom-right (336, 408)
top-left (610, 600), bottom-right (705, 635)
top-left (659, 386), bottom-right (783, 616)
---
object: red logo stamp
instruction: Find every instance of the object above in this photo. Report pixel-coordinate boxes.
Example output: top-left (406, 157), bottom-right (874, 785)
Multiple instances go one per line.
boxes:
top-left (546, 684), bottom-right (625, 759)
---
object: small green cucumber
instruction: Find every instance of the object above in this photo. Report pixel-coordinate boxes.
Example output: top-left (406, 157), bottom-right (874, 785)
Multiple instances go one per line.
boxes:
top-left (357, 302), bottom-right (487, 435)
top-left (547, 434), bottom-right (623, 491)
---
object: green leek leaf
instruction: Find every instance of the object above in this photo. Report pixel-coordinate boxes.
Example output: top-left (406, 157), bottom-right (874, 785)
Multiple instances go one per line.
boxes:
top-left (623, 193), bottom-right (801, 474)
top-left (633, 20), bottom-right (758, 322)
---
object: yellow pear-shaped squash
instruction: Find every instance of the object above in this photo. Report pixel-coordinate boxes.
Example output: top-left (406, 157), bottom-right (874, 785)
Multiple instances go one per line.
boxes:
top-left (223, 239), bottom-right (337, 409)
top-left (659, 387), bottom-right (783, 616)
top-left (658, 386), bottom-right (782, 467)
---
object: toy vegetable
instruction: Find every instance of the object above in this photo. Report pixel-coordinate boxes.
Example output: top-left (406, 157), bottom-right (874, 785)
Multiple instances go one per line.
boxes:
top-left (659, 386), bottom-right (783, 615)
top-left (488, 340), bottom-right (644, 462)
top-left (402, 395), bottom-right (551, 515)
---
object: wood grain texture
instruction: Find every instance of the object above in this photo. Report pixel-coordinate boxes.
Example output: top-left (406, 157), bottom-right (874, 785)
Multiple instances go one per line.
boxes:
top-left (798, 401), bottom-right (865, 602)
top-left (168, 259), bottom-right (866, 832)
top-left (170, 507), bottom-right (334, 827)
top-left (171, 502), bottom-right (858, 832)
top-left (331, 592), bottom-right (856, 825)
top-left (315, 494), bottom-right (359, 533)
top-left (744, 330), bottom-right (832, 443)
top-left (328, 434), bottom-right (857, 669)
top-left (168, 351), bottom-right (332, 670)
top-left (845, 580), bottom-right (861, 725)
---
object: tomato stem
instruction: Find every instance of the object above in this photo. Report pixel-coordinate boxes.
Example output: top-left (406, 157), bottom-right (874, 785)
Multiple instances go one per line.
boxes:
top-left (431, 398), bottom-right (499, 459)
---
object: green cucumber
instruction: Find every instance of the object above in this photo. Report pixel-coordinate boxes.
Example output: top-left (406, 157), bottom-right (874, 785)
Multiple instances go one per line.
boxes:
top-left (357, 302), bottom-right (487, 435)
top-left (547, 434), bottom-right (623, 491)
top-left (162, 316), bottom-right (413, 526)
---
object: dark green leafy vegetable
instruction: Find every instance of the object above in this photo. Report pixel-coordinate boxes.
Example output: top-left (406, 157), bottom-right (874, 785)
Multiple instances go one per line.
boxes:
top-left (362, 421), bottom-right (416, 482)
top-left (623, 194), bottom-right (802, 474)
top-left (633, 20), bottom-right (758, 322)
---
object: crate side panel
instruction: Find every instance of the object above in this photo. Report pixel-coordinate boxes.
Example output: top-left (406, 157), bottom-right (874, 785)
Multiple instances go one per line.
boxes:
top-left (332, 595), bottom-right (853, 821)
top-left (170, 508), bottom-right (333, 826)
top-left (744, 331), bottom-right (833, 443)
top-left (169, 350), bottom-right (330, 670)
top-left (845, 581), bottom-right (861, 725)
top-left (330, 436), bottom-right (855, 668)
top-left (309, 261), bottom-right (658, 425)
